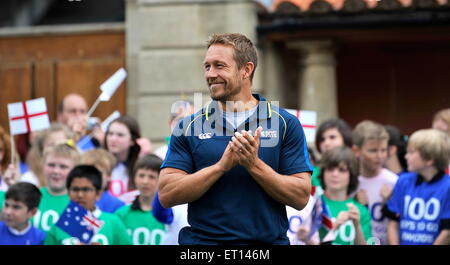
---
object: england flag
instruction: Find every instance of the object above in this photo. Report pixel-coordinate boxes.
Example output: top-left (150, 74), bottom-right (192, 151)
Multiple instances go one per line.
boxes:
top-left (285, 109), bottom-right (317, 143)
top-left (7, 97), bottom-right (50, 135)
top-left (55, 201), bottom-right (104, 244)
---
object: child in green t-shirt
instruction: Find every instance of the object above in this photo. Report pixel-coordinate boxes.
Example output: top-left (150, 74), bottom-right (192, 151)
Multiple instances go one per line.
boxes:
top-left (312, 119), bottom-right (353, 187)
top-left (115, 154), bottom-right (166, 245)
top-left (317, 146), bottom-right (372, 245)
top-left (44, 165), bottom-right (131, 245)
top-left (33, 143), bottom-right (81, 232)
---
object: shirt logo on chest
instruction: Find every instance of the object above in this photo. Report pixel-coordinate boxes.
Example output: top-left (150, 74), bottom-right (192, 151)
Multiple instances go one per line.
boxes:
top-left (261, 130), bottom-right (278, 138)
top-left (198, 133), bottom-right (213, 139)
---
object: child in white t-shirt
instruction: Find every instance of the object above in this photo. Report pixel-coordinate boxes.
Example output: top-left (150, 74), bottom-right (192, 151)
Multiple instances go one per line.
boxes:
top-left (352, 120), bottom-right (398, 245)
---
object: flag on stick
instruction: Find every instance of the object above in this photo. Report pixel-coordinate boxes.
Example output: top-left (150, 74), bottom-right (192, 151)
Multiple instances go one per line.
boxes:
top-left (309, 193), bottom-right (336, 243)
top-left (7, 98), bottom-right (50, 135)
top-left (55, 201), bottom-right (104, 244)
top-left (99, 68), bottom-right (127, 102)
top-left (86, 68), bottom-right (127, 117)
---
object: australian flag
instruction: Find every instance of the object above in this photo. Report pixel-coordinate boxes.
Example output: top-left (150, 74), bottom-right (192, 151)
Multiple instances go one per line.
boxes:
top-left (308, 188), bottom-right (335, 243)
top-left (55, 201), bottom-right (104, 244)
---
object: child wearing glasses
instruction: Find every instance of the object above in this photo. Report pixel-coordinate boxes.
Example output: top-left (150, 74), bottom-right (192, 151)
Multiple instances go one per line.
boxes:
top-left (44, 165), bottom-right (131, 245)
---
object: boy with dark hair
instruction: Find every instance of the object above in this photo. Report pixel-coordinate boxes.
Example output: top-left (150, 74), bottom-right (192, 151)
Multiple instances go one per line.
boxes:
top-left (384, 125), bottom-right (408, 175)
top-left (44, 165), bottom-right (131, 245)
top-left (0, 182), bottom-right (45, 245)
top-left (317, 146), bottom-right (372, 245)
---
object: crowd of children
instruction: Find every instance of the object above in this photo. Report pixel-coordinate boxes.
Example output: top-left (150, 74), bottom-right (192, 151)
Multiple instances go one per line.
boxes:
top-left (0, 93), bottom-right (448, 245)
top-left (286, 109), bottom-right (450, 245)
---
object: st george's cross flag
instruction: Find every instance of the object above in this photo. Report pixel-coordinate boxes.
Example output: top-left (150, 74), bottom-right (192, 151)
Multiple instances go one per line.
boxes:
top-left (55, 201), bottom-right (104, 244)
top-left (7, 98), bottom-right (50, 135)
top-left (285, 109), bottom-right (317, 143)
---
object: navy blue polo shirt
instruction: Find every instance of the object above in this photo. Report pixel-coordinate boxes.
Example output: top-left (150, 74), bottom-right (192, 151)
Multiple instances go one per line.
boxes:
top-left (161, 94), bottom-right (312, 244)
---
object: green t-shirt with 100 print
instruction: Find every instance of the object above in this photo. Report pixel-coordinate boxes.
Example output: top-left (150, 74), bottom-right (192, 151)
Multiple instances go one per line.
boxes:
top-left (115, 205), bottom-right (166, 245)
top-left (32, 187), bottom-right (70, 232)
top-left (320, 196), bottom-right (372, 245)
top-left (44, 210), bottom-right (132, 245)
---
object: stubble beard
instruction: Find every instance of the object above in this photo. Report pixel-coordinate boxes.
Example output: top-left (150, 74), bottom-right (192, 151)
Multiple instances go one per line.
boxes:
top-left (209, 80), bottom-right (242, 103)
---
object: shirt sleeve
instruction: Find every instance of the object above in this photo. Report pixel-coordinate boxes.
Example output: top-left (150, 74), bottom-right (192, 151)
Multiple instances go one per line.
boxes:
top-left (160, 119), bottom-right (194, 174)
top-left (385, 178), bottom-right (405, 219)
top-left (439, 186), bottom-right (450, 231)
top-left (278, 116), bottom-right (313, 176)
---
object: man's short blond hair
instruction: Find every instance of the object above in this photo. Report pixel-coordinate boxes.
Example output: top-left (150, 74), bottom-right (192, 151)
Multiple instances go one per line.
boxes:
top-left (408, 129), bottom-right (450, 171)
top-left (352, 120), bottom-right (389, 147)
top-left (81, 148), bottom-right (117, 176)
top-left (207, 33), bottom-right (258, 82)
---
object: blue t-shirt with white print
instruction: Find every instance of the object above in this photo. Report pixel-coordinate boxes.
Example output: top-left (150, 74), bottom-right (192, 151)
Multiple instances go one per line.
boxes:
top-left (386, 171), bottom-right (450, 245)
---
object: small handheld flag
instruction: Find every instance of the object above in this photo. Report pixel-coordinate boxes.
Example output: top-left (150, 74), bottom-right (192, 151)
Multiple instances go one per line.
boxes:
top-left (308, 193), bottom-right (336, 243)
top-left (86, 68), bottom-right (127, 117)
top-left (7, 98), bottom-right (50, 135)
top-left (100, 68), bottom-right (127, 102)
top-left (7, 97), bottom-right (50, 164)
top-left (55, 201), bottom-right (104, 244)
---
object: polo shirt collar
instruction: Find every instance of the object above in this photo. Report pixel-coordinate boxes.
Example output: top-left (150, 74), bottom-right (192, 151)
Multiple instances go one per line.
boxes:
top-left (204, 94), bottom-right (272, 134)
top-left (415, 171), bottom-right (445, 186)
top-left (205, 93), bottom-right (272, 121)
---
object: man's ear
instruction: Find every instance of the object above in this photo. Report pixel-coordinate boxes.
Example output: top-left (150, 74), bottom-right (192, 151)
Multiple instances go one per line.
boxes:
top-left (242, 62), bottom-right (255, 80)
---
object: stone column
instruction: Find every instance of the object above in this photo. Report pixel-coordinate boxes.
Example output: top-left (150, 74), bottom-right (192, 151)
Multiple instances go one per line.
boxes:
top-left (288, 40), bottom-right (338, 126)
top-left (259, 42), bottom-right (285, 104)
top-left (125, 0), bottom-right (259, 148)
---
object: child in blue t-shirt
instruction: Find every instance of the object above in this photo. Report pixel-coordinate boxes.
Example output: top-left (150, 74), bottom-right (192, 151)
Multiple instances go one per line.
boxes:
top-left (0, 182), bottom-right (45, 245)
top-left (384, 129), bottom-right (450, 245)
